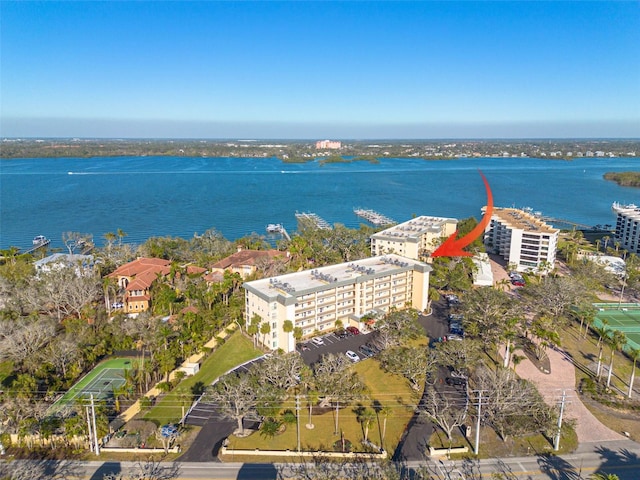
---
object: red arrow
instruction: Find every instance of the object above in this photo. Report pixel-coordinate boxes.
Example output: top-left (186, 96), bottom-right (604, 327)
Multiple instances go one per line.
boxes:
top-left (430, 170), bottom-right (493, 258)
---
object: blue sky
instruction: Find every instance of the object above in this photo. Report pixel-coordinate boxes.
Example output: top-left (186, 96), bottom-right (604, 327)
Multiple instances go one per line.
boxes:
top-left (1, 1), bottom-right (639, 139)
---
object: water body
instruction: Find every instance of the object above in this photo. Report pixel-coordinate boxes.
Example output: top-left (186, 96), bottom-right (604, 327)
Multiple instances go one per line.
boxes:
top-left (1, 156), bottom-right (638, 251)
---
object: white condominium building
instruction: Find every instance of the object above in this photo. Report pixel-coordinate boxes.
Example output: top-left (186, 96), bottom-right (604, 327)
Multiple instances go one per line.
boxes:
top-left (483, 207), bottom-right (559, 273)
top-left (612, 202), bottom-right (640, 254)
top-left (369, 216), bottom-right (458, 260)
top-left (243, 254), bottom-right (432, 352)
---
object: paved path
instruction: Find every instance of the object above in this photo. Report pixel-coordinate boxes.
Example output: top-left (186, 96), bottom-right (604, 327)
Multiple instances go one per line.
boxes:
top-left (515, 345), bottom-right (628, 443)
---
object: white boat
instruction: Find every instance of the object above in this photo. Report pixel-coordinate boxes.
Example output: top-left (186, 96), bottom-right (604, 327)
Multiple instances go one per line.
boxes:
top-left (266, 223), bottom-right (282, 233)
top-left (33, 235), bottom-right (48, 245)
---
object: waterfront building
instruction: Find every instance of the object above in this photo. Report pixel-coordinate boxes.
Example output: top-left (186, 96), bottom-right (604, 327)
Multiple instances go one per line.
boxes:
top-left (612, 202), bottom-right (640, 254)
top-left (34, 253), bottom-right (95, 276)
top-left (315, 140), bottom-right (342, 149)
top-left (243, 254), bottom-right (432, 352)
top-left (208, 247), bottom-right (289, 280)
top-left (107, 257), bottom-right (171, 315)
top-left (369, 215), bottom-right (458, 260)
top-left (483, 207), bottom-right (559, 273)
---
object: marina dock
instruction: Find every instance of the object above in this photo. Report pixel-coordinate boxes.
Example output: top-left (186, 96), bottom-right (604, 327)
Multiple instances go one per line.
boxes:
top-left (266, 223), bottom-right (291, 241)
top-left (353, 208), bottom-right (396, 226)
top-left (295, 212), bottom-right (332, 230)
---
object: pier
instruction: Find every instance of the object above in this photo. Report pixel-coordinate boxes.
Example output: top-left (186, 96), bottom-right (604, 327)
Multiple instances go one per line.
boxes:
top-left (295, 212), bottom-right (332, 230)
top-left (353, 208), bottom-right (396, 226)
top-left (22, 238), bottom-right (51, 255)
top-left (266, 224), bottom-right (291, 241)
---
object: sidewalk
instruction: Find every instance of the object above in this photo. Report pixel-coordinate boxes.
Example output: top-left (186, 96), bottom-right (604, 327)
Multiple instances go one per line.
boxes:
top-left (515, 345), bottom-right (629, 443)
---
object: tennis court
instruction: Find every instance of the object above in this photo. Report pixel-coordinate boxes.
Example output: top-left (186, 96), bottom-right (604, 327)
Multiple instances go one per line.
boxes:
top-left (592, 303), bottom-right (640, 352)
top-left (51, 357), bottom-right (135, 411)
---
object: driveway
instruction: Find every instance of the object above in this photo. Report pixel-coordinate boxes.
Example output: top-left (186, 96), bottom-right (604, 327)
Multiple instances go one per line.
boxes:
top-left (393, 300), bottom-right (455, 462)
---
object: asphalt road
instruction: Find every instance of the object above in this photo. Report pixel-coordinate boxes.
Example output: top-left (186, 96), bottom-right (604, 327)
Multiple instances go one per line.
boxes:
top-left (393, 300), bottom-right (455, 462)
top-left (4, 439), bottom-right (640, 479)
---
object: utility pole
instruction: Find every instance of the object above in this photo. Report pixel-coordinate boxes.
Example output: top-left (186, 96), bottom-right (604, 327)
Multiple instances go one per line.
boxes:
top-left (90, 394), bottom-right (100, 455)
top-left (85, 405), bottom-right (94, 453)
top-left (474, 390), bottom-right (483, 456)
top-left (554, 390), bottom-right (567, 451)
top-left (296, 394), bottom-right (301, 453)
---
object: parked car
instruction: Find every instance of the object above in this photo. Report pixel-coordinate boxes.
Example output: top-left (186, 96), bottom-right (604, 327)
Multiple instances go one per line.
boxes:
top-left (445, 376), bottom-right (466, 386)
top-left (444, 294), bottom-right (460, 306)
top-left (446, 334), bottom-right (464, 341)
top-left (111, 302), bottom-right (124, 309)
top-left (359, 345), bottom-right (376, 357)
top-left (346, 326), bottom-right (360, 335)
top-left (335, 329), bottom-right (350, 339)
top-left (365, 342), bottom-right (381, 354)
top-left (311, 337), bottom-right (325, 346)
top-left (511, 279), bottom-right (525, 287)
top-left (297, 343), bottom-right (310, 352)
top-left (345, 350), bottom-right (360, 363)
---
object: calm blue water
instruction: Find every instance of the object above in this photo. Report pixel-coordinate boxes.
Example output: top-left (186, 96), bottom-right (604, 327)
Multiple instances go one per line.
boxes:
top-left (1, 156), bottom-right (639, 251)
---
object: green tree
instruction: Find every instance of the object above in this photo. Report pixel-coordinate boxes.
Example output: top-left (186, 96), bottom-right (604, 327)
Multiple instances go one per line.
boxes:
top-left (605, 330), bottom-right (627, 389)
top-left (282, 320), bottom-right (294, 352)
top-left (260, 322), bottom-right (271, 349)
top-left (627, 347), bottom-right (640, 399)
top-left (247, 314), bottom-right (261, 348)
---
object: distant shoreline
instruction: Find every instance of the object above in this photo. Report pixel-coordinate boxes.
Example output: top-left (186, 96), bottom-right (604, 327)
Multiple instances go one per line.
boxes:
top-left (1, 138), bottom-right (638, 160)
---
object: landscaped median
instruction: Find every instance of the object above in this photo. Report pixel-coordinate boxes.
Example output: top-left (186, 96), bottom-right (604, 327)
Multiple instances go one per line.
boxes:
top-left (219, 360), bottom-right (421, 459)
top-left (143, 329), bottom-right (263, 425)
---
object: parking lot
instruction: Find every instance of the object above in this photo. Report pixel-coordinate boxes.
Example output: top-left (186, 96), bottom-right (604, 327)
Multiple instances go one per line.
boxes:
top-left (296, 328), bottom-right (378, 366)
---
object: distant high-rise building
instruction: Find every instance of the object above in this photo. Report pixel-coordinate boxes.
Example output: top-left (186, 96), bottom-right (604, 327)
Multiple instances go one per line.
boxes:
top-left (483, 207), bottom-right (559, 273)
top-left (315, 140), bottom-right (341, 149)
top-left (612, 202), bottom-right (640, 254)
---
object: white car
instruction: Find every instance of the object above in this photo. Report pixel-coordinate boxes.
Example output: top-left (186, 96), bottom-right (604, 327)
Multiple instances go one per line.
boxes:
top-left (311, 337), bottom-right (325, 346)
top-left (345, 350), bottom-right (360, 363)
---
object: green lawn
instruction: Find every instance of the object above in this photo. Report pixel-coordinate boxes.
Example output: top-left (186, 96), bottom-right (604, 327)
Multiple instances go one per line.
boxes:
top-left (226, 357), bottom-right (420, 454)
top-left (144, 331), bottom-right (263, 425)
top-left (0, 360), bottom-right (14, 386)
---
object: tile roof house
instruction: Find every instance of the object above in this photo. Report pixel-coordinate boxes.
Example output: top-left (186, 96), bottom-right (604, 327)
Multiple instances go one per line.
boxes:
top-left (208, 248), bottom-right (289, 280)
top-left (108, 257), bottom-right (172, 315)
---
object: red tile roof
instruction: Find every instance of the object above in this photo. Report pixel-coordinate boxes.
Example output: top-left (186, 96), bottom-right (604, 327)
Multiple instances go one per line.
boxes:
top-left (186, 265), bottom-right (207, 275)
top-left (125, 270), bottom-right (160, 291)
top-left (211, 249), bottom-right (287, 270)
top-left (108, 257), bottom-right (171, 278)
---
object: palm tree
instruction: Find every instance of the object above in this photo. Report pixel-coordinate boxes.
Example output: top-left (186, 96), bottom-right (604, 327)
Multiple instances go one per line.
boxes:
top-left (112, 384), bottom-right (128, 414)
top-left (260, 322), bottom-right (271, 349)
top-left (247, 314), bottom-right (261, 348)
top-left (605, 330), bottom-right (627, 389)
top-left (103, 231), bottom-right (116, 251)
top-left (117, 228), bottom-right (127, 246)
top-left (593, 324), bottom-right (609, 379)
top-left (627, 347), bottom-right (640, 399)
top-left (377, 404), bottom-right (392, 447)
top-left (591, 473), bottom-right (620, 480)
top-left (357, 407), bottom-right (376, 444)
top-left (283, 320), bottom-right (294, 352)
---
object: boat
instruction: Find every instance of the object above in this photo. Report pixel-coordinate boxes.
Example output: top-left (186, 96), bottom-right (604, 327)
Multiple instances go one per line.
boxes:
top-left (266, 223), bottom-right (282, 233)
top-left (33, 235), bottom-right (48, 245)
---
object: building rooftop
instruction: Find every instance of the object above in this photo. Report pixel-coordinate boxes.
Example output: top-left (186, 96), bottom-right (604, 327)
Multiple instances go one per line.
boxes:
top-left (244, 254), bottom-right (431, 299)
top-left (613, 202), bottom-right (640, 220)
top-left (211, 249), bottom-right (288, 270)
top-left (108, 257), bottom-right (171, 278)
top-left (488, 207), bottom-right (558, 235)
top-left (371, 215), bottom-right (457, 241)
